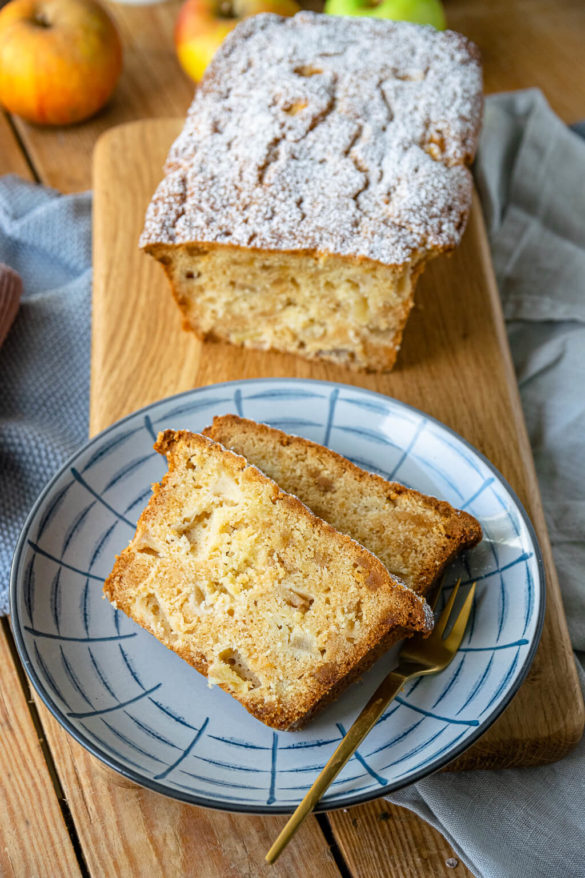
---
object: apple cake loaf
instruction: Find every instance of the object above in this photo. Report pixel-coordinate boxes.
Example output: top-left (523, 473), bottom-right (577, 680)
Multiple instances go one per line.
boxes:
top-left (204, 415), bottom-right (482, 596)
top-left (140, 12), bottom-right (483, 371)
top-left (103, 430), bottom-right (433, 730)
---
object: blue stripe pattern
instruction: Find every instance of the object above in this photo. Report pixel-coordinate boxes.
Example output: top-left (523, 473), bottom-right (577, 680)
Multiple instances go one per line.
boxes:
top-left (82, 427), bottom-right (143, 472)
top-left (337, 723), bottom-right (387, 786)
top-left (71, 469), bottom-right (136, 528)
top-left (68, 684), bottom-right (162, 718)
top-left (100, 718), bottom-right (167, 765)
top-left (36, 480), bottom-right (73, 540)
top-left (24, 558), bottom-right (35, 625)
top-left (323, 387), bottom-right (339, 446)
top-left (11, 379), bottom-right (543, 812)
top-left (389, 418), bottom-right (427, 480)
top-left (155, 718), bottom-right (210, 780)
top-left (267, 733), bottom-right (279, 804)
top-left (27, 541), bottom-right (105, 581)
top-left (24, 627), bottom-right (136, 643)
top-left (61, 502), bottom-right (95, 555)
top-left (144, 415), bottom-right (157, 442)
top-left (50, 569), bottom-right (62, 632)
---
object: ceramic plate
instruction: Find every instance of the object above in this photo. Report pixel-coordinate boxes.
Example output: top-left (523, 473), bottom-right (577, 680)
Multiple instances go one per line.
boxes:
top-left (10, 379), bottom-right (545, 813)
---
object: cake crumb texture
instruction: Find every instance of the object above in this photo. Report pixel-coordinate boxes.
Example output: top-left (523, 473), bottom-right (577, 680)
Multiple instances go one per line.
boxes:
top-left (204, 415), bottom-right (482, 596)
top-left (103, 430), bottom-right (432, 729)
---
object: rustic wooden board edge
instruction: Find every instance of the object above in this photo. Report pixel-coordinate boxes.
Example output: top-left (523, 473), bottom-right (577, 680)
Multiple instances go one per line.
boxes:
top-left (442, 195), bottom-right (585, 767)
top-left (87, 110), bottom-right (584, 878)
top-left (91, 119), bottom-right (585, 770)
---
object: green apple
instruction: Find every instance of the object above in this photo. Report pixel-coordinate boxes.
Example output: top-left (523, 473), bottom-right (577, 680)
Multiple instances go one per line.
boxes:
top-left (323, 0), bottom-right (446, 30)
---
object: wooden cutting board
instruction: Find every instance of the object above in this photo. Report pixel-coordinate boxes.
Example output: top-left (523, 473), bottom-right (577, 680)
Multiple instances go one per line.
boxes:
top-left (92, 118), bottom-right (584, 772)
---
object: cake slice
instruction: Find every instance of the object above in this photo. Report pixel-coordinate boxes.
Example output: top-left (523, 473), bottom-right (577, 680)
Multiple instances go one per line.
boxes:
top-left (104, 430), bottom-right (432, 730)
top-left (140, 12), bottom-right (483, 372)
top-left (203, 415), bottom-right (482, 596)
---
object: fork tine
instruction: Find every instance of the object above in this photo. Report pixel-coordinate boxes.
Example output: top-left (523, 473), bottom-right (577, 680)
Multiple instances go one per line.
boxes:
top-left (434, 578), bottom-right (461, 637)
top-left (444, 582), bottom-right (477, 650)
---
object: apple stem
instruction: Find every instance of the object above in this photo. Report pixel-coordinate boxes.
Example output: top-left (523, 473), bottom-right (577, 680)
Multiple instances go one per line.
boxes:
top-left (33, 9), bottom-right (51, 27)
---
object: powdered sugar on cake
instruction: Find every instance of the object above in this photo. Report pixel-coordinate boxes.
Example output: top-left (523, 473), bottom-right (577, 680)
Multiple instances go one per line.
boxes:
top-left (141, 12), bottom-right (482, 266)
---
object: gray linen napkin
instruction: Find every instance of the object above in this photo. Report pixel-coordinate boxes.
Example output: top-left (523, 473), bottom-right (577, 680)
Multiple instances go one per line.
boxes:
top-left (0, 180), bottom-right (91, 615)
top-left (1, 89), bottom-right (584, 877)
top-left (389, 90), bottom-right (585, 878)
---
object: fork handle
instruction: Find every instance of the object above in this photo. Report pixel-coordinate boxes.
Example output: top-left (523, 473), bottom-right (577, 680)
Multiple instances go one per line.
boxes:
top-left (265, 670), bottom-right (407, 864)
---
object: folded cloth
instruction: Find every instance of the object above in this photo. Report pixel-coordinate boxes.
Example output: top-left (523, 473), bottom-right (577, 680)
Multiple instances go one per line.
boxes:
top-left (0, 179), bottom-right (91, 615)
top-left (389, 90), bottom-right (585, 878)
top-left (1, 90), bottom-right (584, 878)
top-left (0, 263), bottom-right (22, 347)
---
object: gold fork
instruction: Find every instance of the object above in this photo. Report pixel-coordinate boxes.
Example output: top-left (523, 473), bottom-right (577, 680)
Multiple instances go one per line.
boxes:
top-left (266, 578), bottom-right (477, 864)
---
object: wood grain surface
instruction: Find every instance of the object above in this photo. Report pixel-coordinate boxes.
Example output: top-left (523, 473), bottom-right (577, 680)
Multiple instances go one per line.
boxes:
top-left (0, 622), bottom-right (81, 878)
top-left (25, 701), bottom-right (342, 878)
top-left (331, 799), bottom-right (474, 878)
top-left (2, 2), bottom-right (585, 875)
top-left (93, 118), bottom-right (584, 770)
top-left (0, 126), bottom-right (82, 878)
top-left (86, 117), bottom-right (585, 874)
top-left (8, 0), bottom-right (585, 195)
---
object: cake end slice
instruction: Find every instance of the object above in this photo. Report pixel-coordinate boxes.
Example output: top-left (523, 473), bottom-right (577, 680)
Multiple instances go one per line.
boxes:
top-left (203, 415), bottom-right (482, 597)
top-left (104, 430), bottom-right (432, 730)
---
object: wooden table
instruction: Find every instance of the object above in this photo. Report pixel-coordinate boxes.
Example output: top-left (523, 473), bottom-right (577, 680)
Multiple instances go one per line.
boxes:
top-left (2, 2), bottom-right (585, 876)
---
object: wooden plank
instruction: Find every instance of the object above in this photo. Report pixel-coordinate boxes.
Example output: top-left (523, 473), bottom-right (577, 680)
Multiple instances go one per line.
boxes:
top-left (0, 122), bottom-right (82, 878)
top-left (92, 117), bottom-right (584, 770)
top-left (0, 623), bottom-right (81, 878)
top-left (0, 112), bottom-right (36, 179)
top-left (9, 0), bottom-right (585, 196)
top-left (10, 0), bottom-right (193, 193)
top-left (331, 799), bottom-right (475, 878)
top-left (91, 119), bottom-right (200, 427)
top-left (447, 0), bottom-right (585, 123)
top-left (32, 698), bottom-right (341, 877)
top-left (4, 2), bottom-right (584, 872)
top-left (89, 117), bottom-right (584, 878)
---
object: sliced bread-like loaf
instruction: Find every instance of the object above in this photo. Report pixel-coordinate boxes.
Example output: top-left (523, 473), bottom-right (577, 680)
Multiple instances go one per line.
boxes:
top-left (104, 430), bottom-right (432, 730)
top-left (140, 13), bottom-right (482, 372)
top-left (203, 416), bottom-right (482, 596)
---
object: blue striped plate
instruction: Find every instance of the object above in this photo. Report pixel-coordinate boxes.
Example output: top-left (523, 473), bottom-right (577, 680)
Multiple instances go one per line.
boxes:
top-left (10, 378), bottom-right (545, 813)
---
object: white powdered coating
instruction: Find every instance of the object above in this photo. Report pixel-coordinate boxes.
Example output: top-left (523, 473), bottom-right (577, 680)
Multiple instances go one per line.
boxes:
top-left (141, 12), bottom-right (482, 267)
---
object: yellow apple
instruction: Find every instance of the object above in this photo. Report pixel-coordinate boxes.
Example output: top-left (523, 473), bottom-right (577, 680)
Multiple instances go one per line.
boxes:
top-left (0, 0), bottom-right (123, 126)
top-left (175, 0), bottom-right (300, 83)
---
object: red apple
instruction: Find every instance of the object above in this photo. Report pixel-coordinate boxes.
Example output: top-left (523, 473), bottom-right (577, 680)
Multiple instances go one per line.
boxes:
top-left (175, 0), bottom-right (300, 83)
top-left (0, 0), bottom-right (123, 126)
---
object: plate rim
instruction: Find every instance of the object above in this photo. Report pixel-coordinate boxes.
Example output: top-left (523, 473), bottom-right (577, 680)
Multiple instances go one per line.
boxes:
top-left (9, 377), bottom-right (546, 814)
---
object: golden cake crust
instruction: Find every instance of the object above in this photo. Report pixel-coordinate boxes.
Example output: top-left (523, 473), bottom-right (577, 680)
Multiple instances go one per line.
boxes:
top-left (104, 430), bottom-right (433, 729)
top-left (203, 415), bottom-right (482, 596)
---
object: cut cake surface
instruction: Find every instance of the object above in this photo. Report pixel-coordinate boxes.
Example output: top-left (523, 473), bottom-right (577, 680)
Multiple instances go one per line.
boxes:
top-left (103, 430), bottom-right (432, 730)
top-left (204, 415), bottom-right (482, 596)
top-left (141, 12), bottom-right (483, 371)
